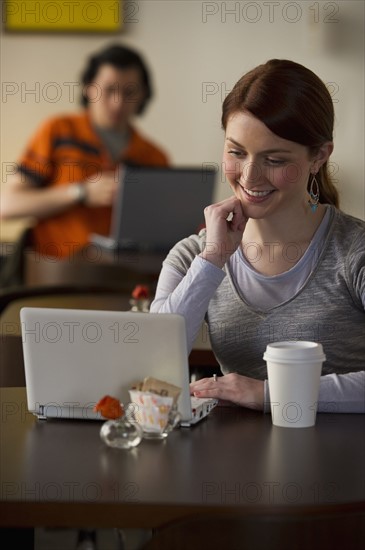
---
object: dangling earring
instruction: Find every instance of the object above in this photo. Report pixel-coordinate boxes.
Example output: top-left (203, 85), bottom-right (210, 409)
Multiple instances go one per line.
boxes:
top-left (308, 173), bottom-right (319, 213)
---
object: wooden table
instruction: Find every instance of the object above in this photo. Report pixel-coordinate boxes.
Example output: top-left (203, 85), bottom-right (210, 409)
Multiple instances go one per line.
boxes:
top-left (1, 388), bottom-right (364, 531)
top-left (24, 247), bottom-right (166, 292)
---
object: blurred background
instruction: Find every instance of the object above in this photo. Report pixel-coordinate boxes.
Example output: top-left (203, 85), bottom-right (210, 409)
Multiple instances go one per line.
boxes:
top-left (1, 0), bottom-right (364, 244)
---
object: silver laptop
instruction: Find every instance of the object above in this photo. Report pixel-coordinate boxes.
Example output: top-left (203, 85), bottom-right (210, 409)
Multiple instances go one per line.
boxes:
top-left (90, 165), bottom-right (216, 252)
top-left (20, 307), bottom-right (217, 427)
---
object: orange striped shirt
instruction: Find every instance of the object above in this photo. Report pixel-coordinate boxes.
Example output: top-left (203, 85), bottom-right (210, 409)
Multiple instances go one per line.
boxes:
top-left (18, 111), bottom-right (169, 258)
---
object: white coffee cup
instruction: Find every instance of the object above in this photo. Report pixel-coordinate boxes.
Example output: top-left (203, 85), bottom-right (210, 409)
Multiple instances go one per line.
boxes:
top-left (263, 341), bottom-right (326, 428)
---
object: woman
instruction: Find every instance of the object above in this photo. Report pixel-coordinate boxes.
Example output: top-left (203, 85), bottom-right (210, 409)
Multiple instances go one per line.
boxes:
top-left (150, 59), bottom-right (364, 413)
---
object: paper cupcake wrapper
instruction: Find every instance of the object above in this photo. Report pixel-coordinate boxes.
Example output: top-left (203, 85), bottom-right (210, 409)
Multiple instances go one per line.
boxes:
top-left (129, 390), bottom-right (174, 433)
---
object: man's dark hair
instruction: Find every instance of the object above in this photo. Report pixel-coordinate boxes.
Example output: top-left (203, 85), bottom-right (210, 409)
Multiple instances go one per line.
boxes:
top-left (80, 43), bottom-right (152, 114)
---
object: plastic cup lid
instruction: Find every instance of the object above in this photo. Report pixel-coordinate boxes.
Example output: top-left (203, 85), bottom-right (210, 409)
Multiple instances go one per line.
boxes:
top-left (263, 341), bottom-right (326, 364)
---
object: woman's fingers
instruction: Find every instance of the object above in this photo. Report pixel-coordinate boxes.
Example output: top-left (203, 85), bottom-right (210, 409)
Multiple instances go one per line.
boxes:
top-left (190, 373), bottom-right (264, 411)
top-left (201, 197), bottom-right (248, 267)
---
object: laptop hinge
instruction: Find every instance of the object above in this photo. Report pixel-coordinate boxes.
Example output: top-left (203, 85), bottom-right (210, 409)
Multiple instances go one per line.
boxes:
top-left (37, 405), bottom-right (47, 421)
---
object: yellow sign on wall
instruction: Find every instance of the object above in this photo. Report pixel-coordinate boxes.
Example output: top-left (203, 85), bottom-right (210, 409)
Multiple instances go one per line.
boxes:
top-left (3, 1), bottom-right (124, 32)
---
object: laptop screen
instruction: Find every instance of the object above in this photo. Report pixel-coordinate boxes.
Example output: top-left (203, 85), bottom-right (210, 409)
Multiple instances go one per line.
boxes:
top-left (108, 165), bottom-right (216, 252)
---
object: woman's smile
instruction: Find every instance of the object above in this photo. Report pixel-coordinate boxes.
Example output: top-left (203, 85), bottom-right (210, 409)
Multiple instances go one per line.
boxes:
top-left (243, 187), bottom-right (275, 198)
top-left (235, 182), bottom-right (276, 204)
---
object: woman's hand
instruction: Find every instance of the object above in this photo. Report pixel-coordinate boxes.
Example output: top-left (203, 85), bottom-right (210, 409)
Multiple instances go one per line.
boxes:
top-left (190, 373), bottom-right (264, 411)
top-left (200, 196), bottom-right (248, 268)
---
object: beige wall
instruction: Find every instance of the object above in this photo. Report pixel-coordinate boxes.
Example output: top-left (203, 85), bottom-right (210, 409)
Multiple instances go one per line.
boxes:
top-left (1, 0), bottom-right (364, 241)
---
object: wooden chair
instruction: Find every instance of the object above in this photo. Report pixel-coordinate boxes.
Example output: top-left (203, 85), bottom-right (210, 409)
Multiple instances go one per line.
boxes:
top-left (0, 284), bottom-right (131, 329)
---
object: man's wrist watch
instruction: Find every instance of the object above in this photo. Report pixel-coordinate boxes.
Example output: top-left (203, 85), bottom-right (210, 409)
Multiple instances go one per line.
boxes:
top-left (69, 183), bottom-right (87, 205)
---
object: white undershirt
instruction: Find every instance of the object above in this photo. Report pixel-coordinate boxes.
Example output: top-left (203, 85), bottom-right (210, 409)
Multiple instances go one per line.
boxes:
top-left (229, 206), bottom-right (332, 310)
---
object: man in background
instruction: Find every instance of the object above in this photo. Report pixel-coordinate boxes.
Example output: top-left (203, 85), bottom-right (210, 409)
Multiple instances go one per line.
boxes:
top-left (0, 43), bottom-right (169, 259)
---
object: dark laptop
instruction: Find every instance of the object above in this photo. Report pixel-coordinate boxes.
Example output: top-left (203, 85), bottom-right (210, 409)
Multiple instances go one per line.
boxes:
top-left (90, 165), bottom-right (216, 253)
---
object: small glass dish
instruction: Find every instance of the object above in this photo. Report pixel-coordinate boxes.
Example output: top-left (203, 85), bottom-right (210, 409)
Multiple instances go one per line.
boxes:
top-left (100, 417), bottom-right (143, 449)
